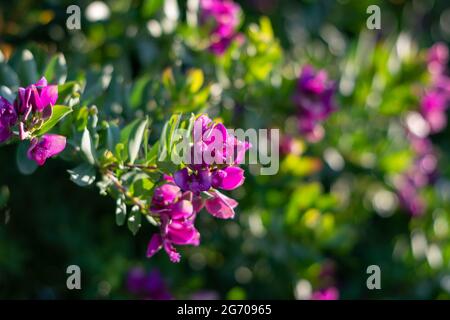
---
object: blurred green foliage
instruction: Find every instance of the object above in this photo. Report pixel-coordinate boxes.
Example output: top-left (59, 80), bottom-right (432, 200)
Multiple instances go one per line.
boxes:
top-left (0, 0), bottom-right (450, 300)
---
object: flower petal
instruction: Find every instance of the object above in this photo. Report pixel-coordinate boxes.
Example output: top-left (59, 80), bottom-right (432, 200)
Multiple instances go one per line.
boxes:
top-left (170, 200), bottom-right (194, 219)
top-left (219, 166), bottom-right (245, 190)
top-left (174, 168), bottom-right (190, 191)
top-left (146, 234), bottom-right (163, 258)
top-left (205, 190), bottom-right (238, 219)
top-left (40, 84), bottom-right (58, 107)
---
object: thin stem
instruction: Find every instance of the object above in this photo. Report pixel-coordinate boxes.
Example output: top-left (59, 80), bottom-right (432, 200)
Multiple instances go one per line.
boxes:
top-left (105, 170), bottom-right (158, 219)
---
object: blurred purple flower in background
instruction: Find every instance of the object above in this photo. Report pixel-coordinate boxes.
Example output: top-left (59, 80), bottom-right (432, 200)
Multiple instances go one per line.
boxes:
top-left (396, 43), bottom-right (450, 216)
top-left (199, 0), bottom-right (241, 55)
top-left (190, 290), bottom-right (220, 300)
top-left (126, 267), bottom-right (172, 300)
top-left (420, 43), bottom-right (450, 134)
top-left (0, 97), bottom-right (17, 143)
top-left (311, 287), bottom-right (339, 300)
top-left (427, 42), bottom-right (448, 75)
top-left (293, 65), bottom-right (337, 142)
top-left (396, 135), bottom-right (438, 217)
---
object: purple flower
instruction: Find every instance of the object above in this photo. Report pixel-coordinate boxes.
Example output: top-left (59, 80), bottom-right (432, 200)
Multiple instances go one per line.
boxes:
top-left (427, 43), bottom-right (448, 75)
top-left (171, 115), bottom-right (249, 220)
top-left (420, 44), bottom-right (450, 134)
top-left (395, 135), bottom-right (438, 217)
top-left (191, 115), bottom-right (251, 167)
top-left (126, 267), bottom-right (172, 300)
top-left (0, 97), bottom-right (18, 143)
top-left (396, 178), bottom-right (426, 217)
top-left (174, 167), bottom-right (212, 193)
top-left (311, 287), bottom-right (339, 300)
top-left (147, 182), bottom-right (200, 263)
top-left (293, 65), bottom-right (337, 141)
top-left (14, 77), bottom-right (58, 117)
top-left (420, 90), bottom-right (448, 133)
top-left (199, 0), bottom-right (241, 55)
top-left (27, 134), bottom-right (66, 166)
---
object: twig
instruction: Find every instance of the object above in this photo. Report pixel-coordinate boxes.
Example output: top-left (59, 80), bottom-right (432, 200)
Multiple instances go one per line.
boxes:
top-left (105, 170), bottom-right (158, 219)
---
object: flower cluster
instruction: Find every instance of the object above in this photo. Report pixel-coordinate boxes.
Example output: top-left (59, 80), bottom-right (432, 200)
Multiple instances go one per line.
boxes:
top-left (147, 115), bottom-right (250, 262)
top-left (0, 77), bottom-right (66, 166)
top-left (199, 0), bottom-right (241, 55)
top-left (126, 267), bottom-right (172, 300)
top-left (293, 65), bottom-right (337, 142)
top-left (420, 43), bottom-right (450, 133)
top-left (146, 178), bottom-right (201, 263)
top-left (0, 97), bottom-right (17, 143)
top-left (174, 115), bottom-right (250, 218)
top-left (395, 44), bottom-right (450, 216)
top-left (396, 135), bottom-right (438, 216)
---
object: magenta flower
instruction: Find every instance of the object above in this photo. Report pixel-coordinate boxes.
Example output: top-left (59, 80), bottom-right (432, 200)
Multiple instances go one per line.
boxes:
top-left (210, 166), bottom-right (245, 190)
top-left (396, 178), bottom-right (426, 217)
top-left (395, 133), bottom-right (438, 217)
top-left (147, 183), bottom-right (200, 263)
top-left (420, 90), bottom-right (448, 133)
top-left (126, 267), bottom-right (172, 300)
top-left (199, 0), bottom-right (241, 55)
top-left (311, 287), bottom-right (339, 300)
top-left (192, 114), bottom-right (251, 167)
top-left (172, 115), bottom-right (249, 219)
top-left (27, 134), bottom-right (67, 166)
top-left (14, 77), bottom-right (58, 118)
top-left (419, 43), bottom-right (450, 134)
top-left (0, 97), bottom-right (18, 143)
top-left (427, 43), bottom-right (448, 75)
top-left (148, 116), bottom-right (249, 262)
top-left (293, 65), bottom-right (337, 141)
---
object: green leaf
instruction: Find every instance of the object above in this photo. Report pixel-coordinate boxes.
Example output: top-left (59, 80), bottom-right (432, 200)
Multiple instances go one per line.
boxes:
top-left (380, 150), bottom-right (413, 173)
top-left (128, 76), bottom-right (151, 109)
top-left (147, 141), bottom-right (160, 164)
top-left (57, 81), bottom-right (79, 103)
top-left (68, 163), bottom-right (96, 187)
top-left (0, 86), bottom-right (15, 103)
top-left (142, 0), bottom-right (164, 17)
top-left (35, 105), bottom-right (72, 136)
top-left (106, 122), bottom-right (120, 151)
top-left (120, 118), bottom-right (149, 164)
top-left (128, 119), bottom-right (149, 164)
top-left (158, 114), bottom-right (182, 161)
top-left (0, 63), bottom-right (19, 89)
top-left (115, 195), bottom-right (127, 226)
top-left (81, 128), bottom-right (97, 165)
top-left (167, 114), bottom-right (181, 154)
top-left (130, 173), bottom-right (155, 199)
top-left (16, 142), bottom-right (38, 175)
top-left (16, 49), bottom-right (38, 84)
top-left (127, 205), bottom-right (142, 235)
top-left (44, 53), bottom-right (67, 85)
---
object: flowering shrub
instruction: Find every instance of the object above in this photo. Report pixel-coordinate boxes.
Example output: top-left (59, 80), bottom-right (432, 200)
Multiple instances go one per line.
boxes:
top-left (1, 0), bottom-right (450, 300)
